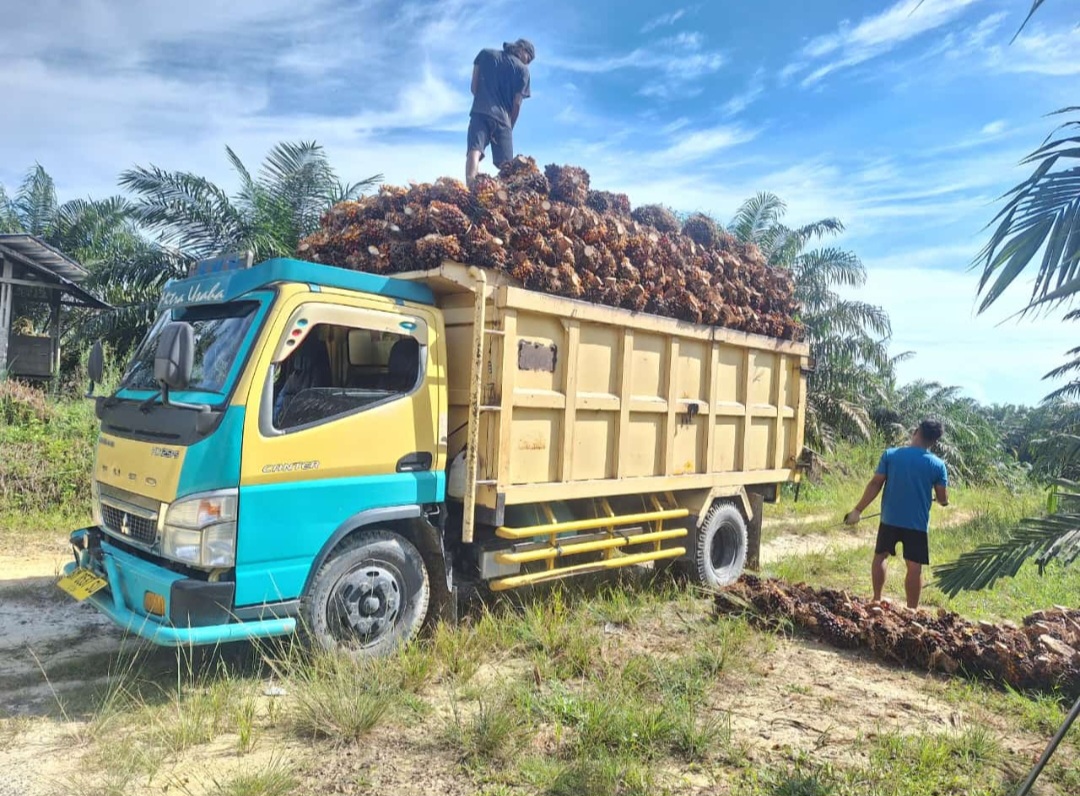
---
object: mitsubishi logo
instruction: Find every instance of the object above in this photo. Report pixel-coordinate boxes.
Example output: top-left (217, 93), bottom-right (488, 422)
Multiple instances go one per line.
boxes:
top-left (120, 514), bottom-right (130, 535)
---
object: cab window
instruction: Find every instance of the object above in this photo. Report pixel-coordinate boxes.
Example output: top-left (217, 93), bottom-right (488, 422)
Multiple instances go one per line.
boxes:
top-left (273, 321), bottom-right (422, 431)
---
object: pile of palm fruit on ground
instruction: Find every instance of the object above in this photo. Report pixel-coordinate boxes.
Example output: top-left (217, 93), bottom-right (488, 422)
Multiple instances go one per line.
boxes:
top-left (718, 575), bottom-right (1080, 698)
top-left (297, 156), bottom-right (802, 340)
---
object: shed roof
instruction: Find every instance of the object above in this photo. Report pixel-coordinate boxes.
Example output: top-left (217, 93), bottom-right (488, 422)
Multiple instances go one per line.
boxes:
top-left (0, 234), bottom-right (110, 309)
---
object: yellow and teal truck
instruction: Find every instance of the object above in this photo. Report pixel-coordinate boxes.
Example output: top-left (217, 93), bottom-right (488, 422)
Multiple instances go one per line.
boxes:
top-left (59, 254), bottom-right (810, 655)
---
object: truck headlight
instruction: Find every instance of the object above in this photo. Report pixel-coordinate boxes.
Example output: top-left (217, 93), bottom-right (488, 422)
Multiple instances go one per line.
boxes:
top-left (161, 490), bottom-right (238, 568)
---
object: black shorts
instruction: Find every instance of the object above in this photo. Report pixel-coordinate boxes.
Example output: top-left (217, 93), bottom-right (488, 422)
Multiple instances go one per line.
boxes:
top-left (875, 523), bottom-right (930, 565)
top-left (467, 114), bottom-right (513, 165)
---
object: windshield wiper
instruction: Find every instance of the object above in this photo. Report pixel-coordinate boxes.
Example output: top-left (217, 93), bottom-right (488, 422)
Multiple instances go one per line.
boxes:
top-left (139, 391), bottom-right (163, 413)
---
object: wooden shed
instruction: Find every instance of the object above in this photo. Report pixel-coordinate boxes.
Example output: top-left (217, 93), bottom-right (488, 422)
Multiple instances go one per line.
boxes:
top-left (0, 234), bottom-right (110, 379)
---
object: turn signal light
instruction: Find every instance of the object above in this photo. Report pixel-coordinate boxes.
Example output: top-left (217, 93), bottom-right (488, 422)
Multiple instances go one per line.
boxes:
top-left (144, 591), bottom-right (166, 616)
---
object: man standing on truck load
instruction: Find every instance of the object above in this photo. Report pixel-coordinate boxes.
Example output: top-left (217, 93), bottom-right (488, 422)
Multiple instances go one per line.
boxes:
top-left (843, 418), bottom-right (949, 609)
top-left (466, 38), bottom-right (535, 187)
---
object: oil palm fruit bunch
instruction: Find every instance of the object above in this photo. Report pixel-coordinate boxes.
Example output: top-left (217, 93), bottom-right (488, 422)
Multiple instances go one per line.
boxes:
top-left (299, 161), bottom-right (803, 340)
top-left (545, 164), bottom-right (590, 206)
top-left (631, 204), bottom-right (680, 234)
top-left (718, 576), bottom-right (1080, 699)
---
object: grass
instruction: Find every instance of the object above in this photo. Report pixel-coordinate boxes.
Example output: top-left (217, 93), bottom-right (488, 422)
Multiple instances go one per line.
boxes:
top-left (171, 760), bottom-right (299, 796)
top-left (769, 500), bottom-right (1080, 622)
top-left (542, 755), bottom-right (667, 796)
top-left (734, 728), bottom-right (1010, 796)
top-left (767, 438), bottom-right (1038, 537)
top-left (4, 405), bottom-right (1078, 795)
top-left (445, 690), bottom-right (532, 766)
top-left (9, 562), bottom-right (1078, 795)
top-left (274, 649), bottom-right (408, 743)
top-left (0, 380), bottom-right (97, 516)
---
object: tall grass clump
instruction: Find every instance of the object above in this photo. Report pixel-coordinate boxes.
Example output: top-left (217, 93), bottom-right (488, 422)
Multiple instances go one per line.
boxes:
top-left (445, 691), bottom-right (532, 766)
top-left (271, 643), bottom-right (433, 744)
top-left (0, 378), bottom-right (97, 515)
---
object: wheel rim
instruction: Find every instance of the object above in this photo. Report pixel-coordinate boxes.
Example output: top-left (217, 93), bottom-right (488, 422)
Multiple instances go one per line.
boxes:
top-left (710, 522), bottom-right (739, 571)
top-left (328, 564), bottom-right (403, 647)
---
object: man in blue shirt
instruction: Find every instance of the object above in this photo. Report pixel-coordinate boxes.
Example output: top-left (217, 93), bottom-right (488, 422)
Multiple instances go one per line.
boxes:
top-left (844, 419), bottom-right (949, 608)
top-left (466, 39), bottom-right (534, 186)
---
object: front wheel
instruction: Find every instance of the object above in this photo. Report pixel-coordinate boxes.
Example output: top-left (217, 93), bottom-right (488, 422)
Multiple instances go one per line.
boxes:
top-left (684, 502), bottom-right (747, 590)
top-left (302, 530), bottom-right (430, 657)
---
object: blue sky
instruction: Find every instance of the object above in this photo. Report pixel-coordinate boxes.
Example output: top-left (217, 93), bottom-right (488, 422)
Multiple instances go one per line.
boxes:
top-left (2, 0), bottom-right (1077, 405)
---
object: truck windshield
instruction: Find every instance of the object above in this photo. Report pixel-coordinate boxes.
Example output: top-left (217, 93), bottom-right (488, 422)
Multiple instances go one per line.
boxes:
top-left (121, 302), bottom-right (260, 396)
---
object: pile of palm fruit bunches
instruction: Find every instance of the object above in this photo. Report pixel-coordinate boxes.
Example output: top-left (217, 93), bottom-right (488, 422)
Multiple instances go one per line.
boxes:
top-left (297, 156), bottom-right (803, 341)
top-left (718, 575), bottom-right (1080, 698)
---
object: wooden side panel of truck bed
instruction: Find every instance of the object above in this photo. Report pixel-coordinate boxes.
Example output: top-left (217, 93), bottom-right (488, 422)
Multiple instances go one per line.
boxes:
top-left (398, 263), bottom-right (811, 514)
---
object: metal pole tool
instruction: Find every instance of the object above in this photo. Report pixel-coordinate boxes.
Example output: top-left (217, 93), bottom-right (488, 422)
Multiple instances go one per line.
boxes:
top-left (1013, 692), bottom-right (1080, 796)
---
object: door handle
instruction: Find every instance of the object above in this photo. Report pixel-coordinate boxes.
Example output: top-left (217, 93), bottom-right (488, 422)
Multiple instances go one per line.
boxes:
top-left (396, 452), bottom-right (433, 473)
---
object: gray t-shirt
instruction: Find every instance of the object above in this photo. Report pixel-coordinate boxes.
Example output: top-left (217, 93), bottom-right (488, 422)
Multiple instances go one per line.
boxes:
top-left (470, 48), bottom-right (531, 128)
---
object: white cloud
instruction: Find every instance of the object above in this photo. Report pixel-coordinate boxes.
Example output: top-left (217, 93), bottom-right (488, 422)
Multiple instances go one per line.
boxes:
top-left (660, 117), bottom-right (692, 135)
top-left (641, 8), bottom-right (687, 34)
top-left (853, 262), bottom-right (1073, 405)
top-left (649, 125), bottom-right (758, 165)
top-left (980, 120), bottom-right (1006, 136)
top-left (790, 0), bottom-right (982, 87)
top-left (986, 25), bottom-right (1080, 76)
top-left (778, 61), bottom-right (806, 85)
top-left (549, 32), bottom-right (725, 99)
top-left (721, 68), bottom-right (766, 117)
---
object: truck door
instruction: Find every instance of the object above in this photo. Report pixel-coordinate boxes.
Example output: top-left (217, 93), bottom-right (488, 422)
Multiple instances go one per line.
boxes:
top-left (235, 301), bottom-right (442, 606)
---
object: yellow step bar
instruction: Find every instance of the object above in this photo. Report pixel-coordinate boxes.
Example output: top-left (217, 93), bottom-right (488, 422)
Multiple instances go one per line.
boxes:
top-left (495, 527), bottom-right (687, 565)
top-left (489, 547), bottom-right (686, 591)
top-left (495, 507), bottom-right (690, 540)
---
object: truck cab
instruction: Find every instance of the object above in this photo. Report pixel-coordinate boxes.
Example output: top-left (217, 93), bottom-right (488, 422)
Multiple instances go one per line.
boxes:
top-left (63, 255), bottom-right (450, 655)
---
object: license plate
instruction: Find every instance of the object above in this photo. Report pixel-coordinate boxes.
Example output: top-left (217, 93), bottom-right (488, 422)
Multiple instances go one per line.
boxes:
top-left (57, 568), bottom-right (108, 601)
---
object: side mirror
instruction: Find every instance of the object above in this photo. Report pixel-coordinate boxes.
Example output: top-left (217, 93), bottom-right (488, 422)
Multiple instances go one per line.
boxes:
top-left (88, 342), bottom-right (105, 383)
top-left (154, 322), bottom-right (194, 391)
top-left (85, 341), bottom-right (105, 398)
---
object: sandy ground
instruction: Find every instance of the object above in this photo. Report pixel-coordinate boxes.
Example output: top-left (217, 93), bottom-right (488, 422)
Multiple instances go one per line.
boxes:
top-left (0, 521), bottom-right (1057, 796)
top-left (760, 510), bottom-right (974, 564)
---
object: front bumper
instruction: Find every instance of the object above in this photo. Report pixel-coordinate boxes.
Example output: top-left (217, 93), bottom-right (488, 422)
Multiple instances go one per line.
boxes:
top-left (63, 528), bottom-right (295, 647)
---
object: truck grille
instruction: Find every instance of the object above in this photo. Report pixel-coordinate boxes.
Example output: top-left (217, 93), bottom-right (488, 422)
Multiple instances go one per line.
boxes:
top-left (99, 486), bottom-right (160, 548)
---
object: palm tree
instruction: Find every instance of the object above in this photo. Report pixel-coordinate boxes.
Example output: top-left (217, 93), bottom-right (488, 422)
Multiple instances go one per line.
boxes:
top-left (873, 381), bottom-right (1018, 486)
top-left (0, 166), bottom-right (159, 344)
top-left (88, 141), bottom-right (379, 355)
top-left (729, 193), bottom-right (893, 449)
top-left (935, 0), bottom-right (1080, 592)
top-left (119, 141), bottom-right (381, 262)
top-left (0, 167), bottom-right (156, 269)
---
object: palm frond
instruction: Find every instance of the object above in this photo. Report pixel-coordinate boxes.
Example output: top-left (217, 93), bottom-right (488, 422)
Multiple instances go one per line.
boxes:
top-left (934, 510), bottom-right (1080, 596)
top-left (120, 165), bottom-right (248, 257)
top-left (771, 219), bottom-right (845, 265)
top-left (794, 247), bottom-right (867, 291)
top-left (1012, 0), bottom-right (1050, 43)
top-left (259, 141), bottom-right (333, 194)
top-left (975, 108), bottom-right (1080, 312)
top-left (226, 145), bottom-right (262, 218)
top-left (330, 175), bottom-right (383, 204)
top-left (15, 164), bottom-right (58, 236)
top-left (729, 192), bottom-right (787, 245)
top-left (0, 184), bottom-right (22, 233)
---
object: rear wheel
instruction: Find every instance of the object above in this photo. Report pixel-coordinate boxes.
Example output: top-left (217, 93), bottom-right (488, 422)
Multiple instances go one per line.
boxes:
top-left (302, 530), bottom-right (430, 657)
top-left (684, 502), bottom-right (747, 589)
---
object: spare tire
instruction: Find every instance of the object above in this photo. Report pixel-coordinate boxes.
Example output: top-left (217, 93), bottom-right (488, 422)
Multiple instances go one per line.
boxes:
top-left (686, 501), bottom-right (747, 590)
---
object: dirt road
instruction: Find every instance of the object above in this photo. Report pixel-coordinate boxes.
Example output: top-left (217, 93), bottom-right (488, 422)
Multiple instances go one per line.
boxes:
top-left (759, 510), bottom-right (974, 564)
